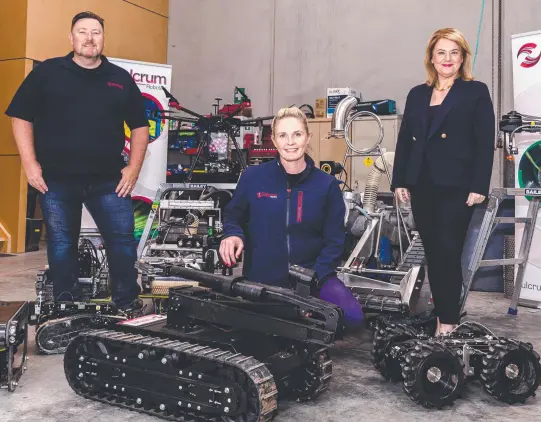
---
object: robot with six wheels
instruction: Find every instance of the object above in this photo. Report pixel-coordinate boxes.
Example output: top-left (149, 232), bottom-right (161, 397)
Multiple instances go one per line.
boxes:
top-left (368, 313), bottom-right (541, 409)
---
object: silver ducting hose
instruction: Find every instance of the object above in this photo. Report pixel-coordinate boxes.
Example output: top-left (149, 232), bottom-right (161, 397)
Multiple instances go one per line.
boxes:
top-left (344, 111), bottom-right (384, 155)
top-left (330, 95), bottom-right (359, 137)
top-left (363, 152), bottom-right (395, 214)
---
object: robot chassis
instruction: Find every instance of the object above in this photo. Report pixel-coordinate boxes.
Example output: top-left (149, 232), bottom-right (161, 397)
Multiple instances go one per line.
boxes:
top-left (329, 97), bottom-right (541, 408)
top-left (30, 229), bottom-right (129, 355)
top-left (28, 183), bottom-right (236, 355)
top-left (34, 229), bottom-right (111, 304)
top-left (135, 183), bottom-right (235, 303)
top-left (63, 265), bottom-right (340, 421)
top-left (0, 301), bottom-right (29, 392)
top-left (330, 95), bottom-right (432, 318)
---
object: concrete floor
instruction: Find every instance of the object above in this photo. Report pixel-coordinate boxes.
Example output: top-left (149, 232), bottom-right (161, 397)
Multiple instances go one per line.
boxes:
top-left (2, 244), bottom-right (541, 422)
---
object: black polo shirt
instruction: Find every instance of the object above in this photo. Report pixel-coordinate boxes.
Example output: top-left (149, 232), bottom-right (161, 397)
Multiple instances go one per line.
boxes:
top-left (5, 51), bottom-right (149, 179)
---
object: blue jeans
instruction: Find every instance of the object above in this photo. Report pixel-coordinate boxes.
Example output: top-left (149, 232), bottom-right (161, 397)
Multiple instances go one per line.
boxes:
top-left (39, 176), bottom-right (140, 307)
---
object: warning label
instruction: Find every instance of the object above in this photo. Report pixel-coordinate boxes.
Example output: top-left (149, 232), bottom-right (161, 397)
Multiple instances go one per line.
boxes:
top-left (118, 314), bottom-right (167, 326)
top-left (364, 157), bottom-right (374, 167)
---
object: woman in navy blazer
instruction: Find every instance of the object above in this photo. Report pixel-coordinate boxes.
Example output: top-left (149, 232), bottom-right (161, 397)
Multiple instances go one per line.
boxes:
top-left (391, 28), bottom-right (495, 336)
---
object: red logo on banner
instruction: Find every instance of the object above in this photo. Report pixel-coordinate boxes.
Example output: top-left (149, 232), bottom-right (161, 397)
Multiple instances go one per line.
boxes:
top-left (517, 43), bottom-right (541, 68)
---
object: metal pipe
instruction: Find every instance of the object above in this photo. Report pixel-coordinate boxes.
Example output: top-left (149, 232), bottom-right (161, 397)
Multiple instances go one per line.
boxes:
top-left (338, 266), bottom-right (408, 276)
top-left (330, 96), bottom-right (359, 137)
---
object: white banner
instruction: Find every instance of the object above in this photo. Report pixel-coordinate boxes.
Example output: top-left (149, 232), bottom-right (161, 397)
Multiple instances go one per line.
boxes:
top-left (512, 30), bottom-right (541, 116)
top-left (513, 134), bottom-right (541, 304)
top-left (81, 58), bottom-right (172, 240)
top-left (511, 31), bottom-right (541, 305)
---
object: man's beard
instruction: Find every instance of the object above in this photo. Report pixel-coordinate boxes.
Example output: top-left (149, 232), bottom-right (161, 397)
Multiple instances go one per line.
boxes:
top-left (77, 44), bottom-right (101, 58)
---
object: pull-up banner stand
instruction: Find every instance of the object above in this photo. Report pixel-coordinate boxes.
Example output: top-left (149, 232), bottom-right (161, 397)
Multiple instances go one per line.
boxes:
top-left (511, 30), bottom-right (541, 308)
top-left (81, 58), bottom-right (172, 240)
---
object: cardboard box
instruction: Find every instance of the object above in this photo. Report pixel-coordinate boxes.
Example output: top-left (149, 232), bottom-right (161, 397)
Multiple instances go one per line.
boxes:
top-left (327, 87), bottom-right (360, 118)
top-left (315, 98), bottom-right (326, 118)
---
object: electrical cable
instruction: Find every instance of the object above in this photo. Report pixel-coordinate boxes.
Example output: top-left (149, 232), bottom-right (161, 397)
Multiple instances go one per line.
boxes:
top-left (339, 168), bottom-right (353, 192)
top-left (472, 0), bottom-right (485, 72)
top-left (525, 151), bottom-right (541, 173)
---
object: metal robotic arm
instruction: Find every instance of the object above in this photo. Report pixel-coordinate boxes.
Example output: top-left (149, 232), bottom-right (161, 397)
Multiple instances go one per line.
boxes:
top-left (499, 110), bottom-right (541, 155)
top-left (168, 265), bottom-right (345, 343)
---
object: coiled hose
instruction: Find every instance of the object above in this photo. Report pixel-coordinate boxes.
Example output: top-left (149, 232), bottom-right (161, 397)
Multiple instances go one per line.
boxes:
top-left (363, 152), bottom-right (395, 214)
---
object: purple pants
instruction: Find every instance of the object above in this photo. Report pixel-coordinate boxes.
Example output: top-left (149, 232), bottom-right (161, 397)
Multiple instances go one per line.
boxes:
top-left (318, 276), bottom-right (364, 328)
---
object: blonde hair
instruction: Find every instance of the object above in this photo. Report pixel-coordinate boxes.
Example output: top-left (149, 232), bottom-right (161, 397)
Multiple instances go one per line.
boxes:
top-left (271, 107), bottom-right (310, 137)
top-left (424, 28), bottom-right (474, 86)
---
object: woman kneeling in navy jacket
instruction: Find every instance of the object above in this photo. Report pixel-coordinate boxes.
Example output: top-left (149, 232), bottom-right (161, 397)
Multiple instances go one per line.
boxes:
top-left (219, 107), bottom-right (363, 328)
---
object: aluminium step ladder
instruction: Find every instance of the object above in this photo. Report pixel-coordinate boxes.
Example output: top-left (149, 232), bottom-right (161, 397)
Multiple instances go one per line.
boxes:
top-left (461, 187), bottom-right (541, 316)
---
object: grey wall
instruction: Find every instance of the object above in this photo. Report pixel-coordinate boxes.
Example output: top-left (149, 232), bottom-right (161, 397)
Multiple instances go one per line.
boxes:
top-left (167, 0), bottom-right (275, 117)
top-left (167, 0), bottom-right (541, 187)
top-left (167, 0), bottom-right (493, 116)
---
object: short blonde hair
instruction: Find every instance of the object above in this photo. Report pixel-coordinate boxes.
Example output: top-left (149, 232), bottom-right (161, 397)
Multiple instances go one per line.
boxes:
top-left (424, 28), bottom-right (474, 86)
top-left (271, 107), bottom-right (310, 137)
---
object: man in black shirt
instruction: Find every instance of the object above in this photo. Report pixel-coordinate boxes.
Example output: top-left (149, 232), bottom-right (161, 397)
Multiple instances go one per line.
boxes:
top-left (5, 11), bottom-right (150, 309)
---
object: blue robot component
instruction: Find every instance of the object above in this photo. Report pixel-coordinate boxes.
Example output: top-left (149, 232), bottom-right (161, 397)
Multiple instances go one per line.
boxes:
top-left (169, 131), bottom-right (200, 153)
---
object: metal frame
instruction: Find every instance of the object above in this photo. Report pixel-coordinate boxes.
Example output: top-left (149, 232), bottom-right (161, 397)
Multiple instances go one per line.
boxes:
top-left (339, 229), bottom-right (432, 315)
top-left (339, 111), bottom-right (412, 261)
top-left (0, 301), bottom-right (29, 392)
top-left (136, 183), bottom-right (236, 259)
top-left (339, 265), bottom-right (430, 315)
top-left (461, 187), bottom-right (541, 315)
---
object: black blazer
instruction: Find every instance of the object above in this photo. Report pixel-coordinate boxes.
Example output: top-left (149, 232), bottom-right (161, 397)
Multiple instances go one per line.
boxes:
top-left (391, 78), bottom-right (495, 196)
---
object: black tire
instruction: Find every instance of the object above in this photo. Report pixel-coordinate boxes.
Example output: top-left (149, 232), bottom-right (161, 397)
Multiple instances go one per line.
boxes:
top-left (35, 315), bottom-right (95, 355)
top-left (481, 338), bottom-right (541, 404)
top-left (367, 311), bottom-right (437, 337)
top-left (401, 340), bottom-right (465, 409)
top-left (372, 323), bottom-right (418, 381)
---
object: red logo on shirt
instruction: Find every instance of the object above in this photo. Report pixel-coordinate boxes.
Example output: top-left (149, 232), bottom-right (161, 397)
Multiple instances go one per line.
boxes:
top-left (256, 192), bottom-right (277, 199)
top-left (107, 82), bottom-right (124, 89)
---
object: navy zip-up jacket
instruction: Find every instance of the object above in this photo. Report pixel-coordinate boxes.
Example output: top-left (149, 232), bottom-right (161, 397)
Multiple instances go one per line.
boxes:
top-left (223, 156), bottom-right (346, 287)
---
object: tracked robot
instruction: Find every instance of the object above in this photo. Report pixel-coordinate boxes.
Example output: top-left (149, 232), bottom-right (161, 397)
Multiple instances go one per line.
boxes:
top-left (327, 95), bottom-right (431, 317)
top-left (33, 230), bottom-right (111, 304)
top-left (63, 265), bottom-right (341, 421)
top-left (29, 183), bottom-right (240, 354)
top-left (30, 231), bottom-right (133, 355)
